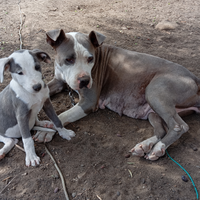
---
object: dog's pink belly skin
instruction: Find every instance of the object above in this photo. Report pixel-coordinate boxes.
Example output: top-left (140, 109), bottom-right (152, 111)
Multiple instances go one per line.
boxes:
top-left (98, 95), bottom-right (153, 120)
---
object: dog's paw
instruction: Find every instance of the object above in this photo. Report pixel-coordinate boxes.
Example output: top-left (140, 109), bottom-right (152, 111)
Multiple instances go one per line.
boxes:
top-left (0, 138), bottom-right (18, 160)
top-left (36, 120), bottom-right (54, 129)
top-left (130, 144), bottom-right (145, 157)
top-left (58, 128), bottom-right (75, 140)
top-left (33, 131), bottom-right (55, 143)
top-left (130, 136), bottom-right (158, 157)
top-left (25, 154), bottom-right (40, 167)
top-left (145, 141), bottom-right (166, 160)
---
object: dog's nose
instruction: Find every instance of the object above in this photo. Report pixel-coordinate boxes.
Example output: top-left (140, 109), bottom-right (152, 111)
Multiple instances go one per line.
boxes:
top-left (78, 76), bottom-right (90, 89)
top-left (32, 83), bottom-right (42, 92)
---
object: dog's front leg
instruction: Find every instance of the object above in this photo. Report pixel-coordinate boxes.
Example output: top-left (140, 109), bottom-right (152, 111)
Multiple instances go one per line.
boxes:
top-left (48, 77), bottom-right (67, 96)
top-left (58, 87), bottom-right (97, 125)
top-left (58, 104), bottom-right (87, 125)
top-left (42, 98), bottom-right (76, 140)
top-left (16, 109), bottom-right (40, 167)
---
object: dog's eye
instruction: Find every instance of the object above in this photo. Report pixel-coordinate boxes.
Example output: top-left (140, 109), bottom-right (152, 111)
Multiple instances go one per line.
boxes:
top-left (66, 58), bottom-right (75, 64)
top-left (35, 65), bottom-right (40, 71)
top-left (18, 72), bottom-right (23, 75)
top-left (87, 56), bottom-right (93, 63)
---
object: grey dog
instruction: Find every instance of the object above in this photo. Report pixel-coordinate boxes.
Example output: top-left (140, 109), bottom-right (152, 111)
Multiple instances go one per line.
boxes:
top-left (0, 49), bottom-right (75, 166)
top-left (34, 29), bottom-right (200, 161)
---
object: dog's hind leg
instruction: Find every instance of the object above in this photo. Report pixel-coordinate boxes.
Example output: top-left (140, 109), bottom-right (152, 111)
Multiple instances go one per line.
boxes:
top-left (130, 113), bottom-right (166, 156)
top-left (143, 76), bottom-right (198, 160)
top-left (0, 135), bottom-right (18, 159)
top-left (145, 112), bottom-right (189, 160)
top-left (33, 131), bottom-right (55, 143)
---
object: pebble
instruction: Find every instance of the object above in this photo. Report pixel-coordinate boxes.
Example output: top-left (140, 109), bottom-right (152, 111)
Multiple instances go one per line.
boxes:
top-left (72, 192), bottom-right (76, 198)
top-left (78, 172), bottom-right (86, 179)
top-left (193, 147), bottom-right (198, 151)
top-left (141, 178), bottom-right (145, 184)
top-left (155, 20), bottom-right (177, 30)
top-left (125, 153), bottom-right (131, 158)
top-left (121, 27), bottom-right (127, 30)
top-left (191, 145), bottom-right (198, 151)
top-left (117, 191), bottom-right (120, 196)
top-left (41, 152), bottom-right (45, 157)
top-left (181, 175), bottom-right (188, 182)
top-left (117, 134), bottom-right (122, 137)
top-left (54, 187), bottom-right (59, 193)
top-left (54, 174), bottom-right (59, 179)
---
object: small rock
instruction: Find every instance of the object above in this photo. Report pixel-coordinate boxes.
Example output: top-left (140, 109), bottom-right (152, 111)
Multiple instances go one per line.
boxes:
top-left (141, 178), bottom-right (145, 184)
top-left (192, 147), bottom-right (198, 151)
top-left (72, 192), bottom-right (76, 198)
top-left (155, 20), bottom-right (178, 30)
top-left (76, 6), bottom-right (81, 10)
top-left (54, 187), bottom-right (59, 193)
top-left (121, 27), bottom-right (127, 30)
top-left (117, 191), bottom-right (120, 196)
top-left (117, 134), bottom-right (122, 137)
top-left (54, 173), bottom-right (59, 179)
top-left (78, 172), bottom-right (86, 179)
top-left (100, 165), bottom-right (105, 169)
top-left (41, 152), bottom-right (45, 157)
top-left (181, 175), bottom-right (188, 182)
top-left (125, 153), bottom-right (131, 158)
top-left (81, 164), bottom-right (85, 167)
top-left (190, 144), bottom-right (198, 151)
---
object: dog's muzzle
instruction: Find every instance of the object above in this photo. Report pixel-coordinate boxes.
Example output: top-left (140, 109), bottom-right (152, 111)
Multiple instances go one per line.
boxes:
top-left (78, 76), bottom-right (90, 89)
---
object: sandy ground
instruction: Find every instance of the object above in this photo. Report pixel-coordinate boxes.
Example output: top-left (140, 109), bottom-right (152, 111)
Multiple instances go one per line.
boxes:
top-left (0, 0), bottom-right (200, 199)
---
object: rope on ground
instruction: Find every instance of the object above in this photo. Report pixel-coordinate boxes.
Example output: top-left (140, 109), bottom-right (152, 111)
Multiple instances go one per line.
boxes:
top-left (45, 145), bottom-right (70, 200)
top-left (166, 150), bottom-right (199, 200)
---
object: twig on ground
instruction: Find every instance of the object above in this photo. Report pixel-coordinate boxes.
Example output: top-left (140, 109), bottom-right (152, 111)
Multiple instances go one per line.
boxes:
top-left (0, 176), bottom-right (17, 194)
top-left (18, 0), bottom-right (26, 50)
top-left (128, 169), bottom-right (133, 178)
top-left (2, 176), bottom-right (12, 182)
top-left (15, 144), bottom-right (25, 152)
top-left (45, 145), bottom-right (70, 200)
top-left (96, 194), bottom-right (102, 200)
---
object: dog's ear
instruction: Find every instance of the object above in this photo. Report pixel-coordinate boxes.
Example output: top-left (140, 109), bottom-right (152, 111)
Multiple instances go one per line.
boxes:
top-left (31, 49), bottom-right (51, 64)
top-left (0, 57), bottom-right (11, 83)
top-left (46, 29), bottom-right (66, 48)
top-left (89, 31), bottom-right (106, 48)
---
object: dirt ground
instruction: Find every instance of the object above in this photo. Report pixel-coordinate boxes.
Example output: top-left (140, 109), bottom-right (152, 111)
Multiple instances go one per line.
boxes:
top-left (0, 0), bottom-right (200, 199)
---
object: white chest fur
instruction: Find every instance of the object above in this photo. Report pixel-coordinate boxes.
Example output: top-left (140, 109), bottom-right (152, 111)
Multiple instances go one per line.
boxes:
top-left (10, 79), bottom-right (49, 129)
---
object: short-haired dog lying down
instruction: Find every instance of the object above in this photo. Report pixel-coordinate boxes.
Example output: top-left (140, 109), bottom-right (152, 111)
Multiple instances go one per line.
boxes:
top-left (0, 49), bottom-right (75, 166)
top-left (34, 29), bottom-right (200, 161)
